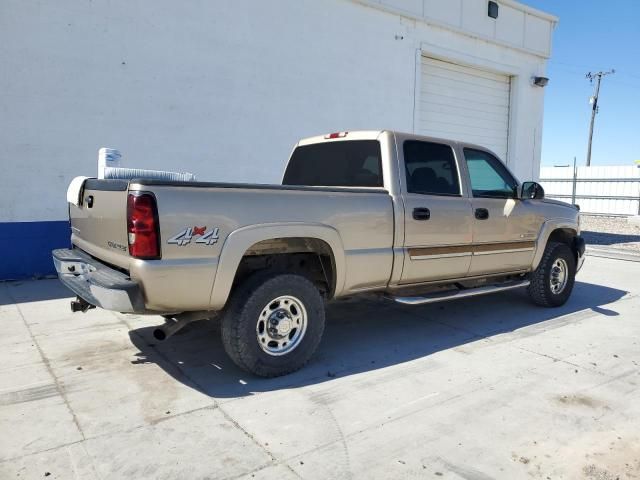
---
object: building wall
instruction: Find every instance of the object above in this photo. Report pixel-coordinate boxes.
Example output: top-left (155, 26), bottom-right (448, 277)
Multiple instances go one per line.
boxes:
top-left (0, 0), bottom-right (555, 279)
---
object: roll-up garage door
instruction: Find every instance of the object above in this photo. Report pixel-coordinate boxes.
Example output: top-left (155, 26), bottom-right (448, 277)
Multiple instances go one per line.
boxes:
top-left (418, 57), bottom-right (511, 161)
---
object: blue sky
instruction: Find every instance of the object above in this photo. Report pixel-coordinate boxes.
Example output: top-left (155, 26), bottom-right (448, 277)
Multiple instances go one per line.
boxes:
top-left (524, 0), bottom-right (640, 166)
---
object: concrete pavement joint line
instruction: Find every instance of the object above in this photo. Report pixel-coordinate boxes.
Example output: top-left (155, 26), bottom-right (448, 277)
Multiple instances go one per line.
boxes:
top-left (392, 305), bottom-right (487, 339)
top-left (247, 381), bottom-right (500, 474)
top-left (31, 322), bottom-right (130, 339)
top-left (505, 292), bottom-right (640, 376)
top-left (581, 368), bottom-right (640, 392)
top-left (94, 286), bottom-right (632, 476)
top-left (398, 290), bottom-right (638, 343)
top-left (513, 345), bottom-right (605, 376)
top-left (398, 306), bottom-right (548, 369)
top-left (73, 442), bottom-right (103, 480)
top-left (0, 440), bottom-right (85, 465)
top-left (65, 444), bottom-right (82, 480)
top-left (308, 392), bottom-right (353, 478)
top-left (0, 379), bottom-right (55, 394)
top-left (425, 292), bottom-right (639, 365)
top-left (111, 311), bottom-right (303, 480)
top-left (0, 404), bottom-right (221, 465)
top-left (103, 302), bottom-right (585, 478)
top-left (112, 311), bottom-right (219, 405)
top-left (3, 284), bottom-right (87, 442)
top-left (0, 310), bottom-right (605, 469)
top-left (217, 404), bottom-right (305, 480)
top-left (224, 461), bottom-right (285, 480)
top-left (248, 342), bottom-right (583, 475)
top-left (392, 302), bottom-right (492, 339)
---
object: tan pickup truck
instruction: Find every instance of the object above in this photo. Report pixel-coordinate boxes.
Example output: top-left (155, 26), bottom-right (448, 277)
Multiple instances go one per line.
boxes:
top-left (53, 130), bottom-right (585, 376)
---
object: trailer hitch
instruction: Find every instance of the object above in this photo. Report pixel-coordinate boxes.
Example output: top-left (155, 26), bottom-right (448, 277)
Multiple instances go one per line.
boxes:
top-left (70, 296), bottom-right (96, 313)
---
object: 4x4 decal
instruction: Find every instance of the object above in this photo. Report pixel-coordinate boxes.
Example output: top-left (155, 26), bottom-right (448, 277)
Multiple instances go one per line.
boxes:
top-left (168, 226), bottom-right (219, 246)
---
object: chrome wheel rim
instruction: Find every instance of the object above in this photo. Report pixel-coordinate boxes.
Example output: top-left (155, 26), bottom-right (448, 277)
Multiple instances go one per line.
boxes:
top-left (256, 295), bottom-right (307, 356)
top-left (550, 258), bottom-right (568, 294)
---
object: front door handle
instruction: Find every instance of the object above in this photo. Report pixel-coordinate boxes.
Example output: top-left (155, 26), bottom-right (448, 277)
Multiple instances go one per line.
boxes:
top-left (475, 208), bottom-right (489, 220)
top-left (413, 207), bottom-right (431, 221)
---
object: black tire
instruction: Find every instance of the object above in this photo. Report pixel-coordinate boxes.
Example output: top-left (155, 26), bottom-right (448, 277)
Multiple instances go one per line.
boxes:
top-left (527, 241), bottom-right (576, 307)
top-left (221, 272), bottom-right (325, 377)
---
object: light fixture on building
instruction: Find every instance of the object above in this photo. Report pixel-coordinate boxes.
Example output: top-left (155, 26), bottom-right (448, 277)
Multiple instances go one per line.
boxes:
top-left (488, 1), bottom-right (499, 19)
top-left (533, 76), bottom-right (549, 87)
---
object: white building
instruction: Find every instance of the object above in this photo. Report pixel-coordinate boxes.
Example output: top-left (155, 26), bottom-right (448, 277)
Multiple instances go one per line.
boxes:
top-left (0, 0), bottom-right (557, 279)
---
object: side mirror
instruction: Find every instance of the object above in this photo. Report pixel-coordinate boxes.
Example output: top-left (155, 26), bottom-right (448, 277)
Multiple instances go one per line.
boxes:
top-left (518, 181), bottom-right (544, 200)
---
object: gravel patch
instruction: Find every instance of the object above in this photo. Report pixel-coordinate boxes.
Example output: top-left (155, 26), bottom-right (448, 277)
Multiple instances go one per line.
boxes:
top-left (580, 215), bottom-right (640, 253)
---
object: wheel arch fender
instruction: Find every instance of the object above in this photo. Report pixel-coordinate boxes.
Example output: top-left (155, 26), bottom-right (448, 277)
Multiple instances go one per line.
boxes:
top-left (532, 219), bottom-right (579, 270)
top-left (209, 223), bottom-right (346, 310)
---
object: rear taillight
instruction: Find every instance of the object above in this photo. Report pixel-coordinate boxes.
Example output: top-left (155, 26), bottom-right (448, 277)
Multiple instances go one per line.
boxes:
top-left (127, 192), bottom-right (160, 259)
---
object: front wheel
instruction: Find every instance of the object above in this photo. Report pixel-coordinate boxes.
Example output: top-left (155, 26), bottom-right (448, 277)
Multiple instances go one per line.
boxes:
top-left (221, 273), bottom-right (325, 377)
top-left (527, 241), bottom-right (576, 307)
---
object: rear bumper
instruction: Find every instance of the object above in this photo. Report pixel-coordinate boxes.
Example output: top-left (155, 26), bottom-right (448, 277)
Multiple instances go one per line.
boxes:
top-left (52, 248), bottom-right (145, 313)
top-left (574, 235), bottom-right (586, 272)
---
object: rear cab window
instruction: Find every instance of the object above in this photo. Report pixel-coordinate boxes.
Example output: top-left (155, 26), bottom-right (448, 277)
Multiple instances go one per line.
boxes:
top-left (463, 148), bottom-right (517, 198)
top-left (403, 140), bottom-right (461, 196)
top-left (283, 140), bottom-right (383, 187)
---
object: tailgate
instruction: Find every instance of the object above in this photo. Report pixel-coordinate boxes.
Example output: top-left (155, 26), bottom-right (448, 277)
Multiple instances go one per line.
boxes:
top-left (70, 179), bottom-right (131, 269)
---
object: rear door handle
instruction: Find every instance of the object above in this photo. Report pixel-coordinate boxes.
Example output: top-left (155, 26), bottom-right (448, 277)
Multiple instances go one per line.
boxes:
top-left (475, 208), bottom-right (489, 220)
top-left (413, 207), bottom-right (431, 221)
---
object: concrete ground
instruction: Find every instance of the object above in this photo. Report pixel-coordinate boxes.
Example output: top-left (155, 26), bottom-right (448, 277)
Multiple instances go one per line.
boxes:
top-left (1, 256), bottom-right (639, 480)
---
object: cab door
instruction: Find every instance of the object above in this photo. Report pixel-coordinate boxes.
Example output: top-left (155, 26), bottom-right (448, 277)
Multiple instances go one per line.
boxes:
top-left (462, 148), bottom-right (541, 276)
top-left (400, 139), bottom-right (473, 284)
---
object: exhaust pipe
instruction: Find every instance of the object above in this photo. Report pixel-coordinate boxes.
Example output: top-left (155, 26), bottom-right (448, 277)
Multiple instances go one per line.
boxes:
top-left (152, 311), bottom-right (212, 341)
top-left (153, 320), bottom-right (187, 341)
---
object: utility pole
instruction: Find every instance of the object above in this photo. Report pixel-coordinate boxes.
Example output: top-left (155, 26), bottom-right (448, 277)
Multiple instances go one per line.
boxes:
top-left (585, 69), bottom-right (614, 166)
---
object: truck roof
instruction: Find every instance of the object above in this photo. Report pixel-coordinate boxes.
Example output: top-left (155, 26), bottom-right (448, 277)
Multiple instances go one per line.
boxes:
top-left (297, 130), bottom-right (384, 146)
top-left (296, 130), bottom-right (494, 156)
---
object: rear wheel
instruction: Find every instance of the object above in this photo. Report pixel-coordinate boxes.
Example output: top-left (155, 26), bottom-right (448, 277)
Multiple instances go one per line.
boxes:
top-left (221, 272), bottom-right (325, 377)
top-left (527, 241), bottom-right (576, 307)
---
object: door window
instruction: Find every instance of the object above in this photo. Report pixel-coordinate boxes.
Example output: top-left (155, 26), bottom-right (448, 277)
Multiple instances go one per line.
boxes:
top-left (403, 141), bottom-right (460, 196)
top-left (464, 149), bottom-right (517, 198)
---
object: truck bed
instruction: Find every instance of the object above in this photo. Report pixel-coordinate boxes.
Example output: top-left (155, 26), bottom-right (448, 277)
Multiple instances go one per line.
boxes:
top-left (69, 178), bottom-right (395, 312)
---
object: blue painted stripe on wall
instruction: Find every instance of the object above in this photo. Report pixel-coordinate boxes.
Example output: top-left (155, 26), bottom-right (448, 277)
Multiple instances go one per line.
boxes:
top-left (0, 221), bottom-right (71, 280)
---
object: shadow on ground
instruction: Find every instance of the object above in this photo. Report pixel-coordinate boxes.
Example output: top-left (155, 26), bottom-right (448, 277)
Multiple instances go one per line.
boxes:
top-left (128, 281), bottom-right (627, 399)
top-left (0, 278), bottom-right (71, 306)
top-left (583, 230), bottom-right (640, 246)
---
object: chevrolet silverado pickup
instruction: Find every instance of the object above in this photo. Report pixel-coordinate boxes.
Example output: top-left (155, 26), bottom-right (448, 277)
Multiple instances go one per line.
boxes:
top-left (53, 130), bottom-right (585, 377)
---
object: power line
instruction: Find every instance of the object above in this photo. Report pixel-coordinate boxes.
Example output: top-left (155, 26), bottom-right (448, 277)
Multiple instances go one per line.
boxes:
top-left (585, 69), bottom-right (615, 166)
top-left (548, 64), bottom-right (640, 91)
top-left (550, 61), bottom-right (640, 83)
top-left (607, 78), bottom-right (640, 90)
top-left (551, 59), bottom-right (640, 79)
top-left (550, 59), bottom-right (611, 71)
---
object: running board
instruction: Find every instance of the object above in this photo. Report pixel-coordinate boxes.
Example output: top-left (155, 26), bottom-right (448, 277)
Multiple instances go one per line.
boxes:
top-left (387, 280), bottom-right (530, 306)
